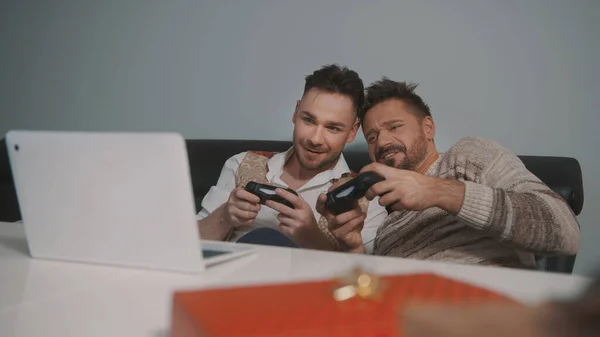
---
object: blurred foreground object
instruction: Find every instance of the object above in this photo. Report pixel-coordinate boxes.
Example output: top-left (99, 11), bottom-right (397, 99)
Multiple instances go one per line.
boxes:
top-left (403, 271), bottom-right (600, 337)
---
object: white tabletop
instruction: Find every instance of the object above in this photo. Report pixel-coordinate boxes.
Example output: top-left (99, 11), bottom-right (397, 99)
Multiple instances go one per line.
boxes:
top-left (0, 221), bottom-right (591, 337)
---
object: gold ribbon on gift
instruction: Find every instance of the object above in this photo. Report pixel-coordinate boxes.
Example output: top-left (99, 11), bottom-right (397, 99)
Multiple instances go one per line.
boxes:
top-left (332, 266), bottom-right (384, 301)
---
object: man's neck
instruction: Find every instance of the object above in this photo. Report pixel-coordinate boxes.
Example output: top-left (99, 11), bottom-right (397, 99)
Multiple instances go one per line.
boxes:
top-left (281, 152), bottom-right (335, 190)
top-left (415, 146), bottom-right (440, 175)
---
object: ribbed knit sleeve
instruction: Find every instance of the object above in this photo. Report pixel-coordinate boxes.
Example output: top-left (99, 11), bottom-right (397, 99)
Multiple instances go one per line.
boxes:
top-left (450, 137), bottom-right (580, 256)
top-left (457, 182), bottom-right (494, 228)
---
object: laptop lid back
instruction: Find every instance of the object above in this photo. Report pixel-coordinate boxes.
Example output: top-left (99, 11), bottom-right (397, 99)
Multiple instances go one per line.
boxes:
top-left (5, 130), bottom-right (204, 273)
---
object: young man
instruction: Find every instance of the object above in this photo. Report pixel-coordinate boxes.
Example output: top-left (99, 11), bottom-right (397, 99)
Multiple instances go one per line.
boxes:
top-left (358, 78), bottom-right (580, 268)
top-left (197, 65), bottom-right (387, 253)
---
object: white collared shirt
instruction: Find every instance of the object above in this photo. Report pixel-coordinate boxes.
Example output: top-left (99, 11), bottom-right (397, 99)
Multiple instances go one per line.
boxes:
top-left (196, 147), bottom-right (387, 254)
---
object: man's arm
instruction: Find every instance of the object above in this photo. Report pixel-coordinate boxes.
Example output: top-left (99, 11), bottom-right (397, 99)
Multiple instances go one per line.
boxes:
top-left (197, 205), bottom-right (232, 241)
top-left (435, 137), bottom-right (580, 256)
top-left (428, 178), bottom-right (465, 215)
top-left (196, 152), bottom-right (246, 241)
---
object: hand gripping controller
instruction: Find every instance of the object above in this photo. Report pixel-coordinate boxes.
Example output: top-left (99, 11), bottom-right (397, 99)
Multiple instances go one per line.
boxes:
top-left (244, 182), bottom-right (298, 209)
top-left (325, 172), bottom-right (384, 215)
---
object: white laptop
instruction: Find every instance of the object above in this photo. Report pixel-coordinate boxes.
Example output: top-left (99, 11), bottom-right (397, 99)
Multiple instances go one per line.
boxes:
top-left (5, 130), bottom-right (255, 273)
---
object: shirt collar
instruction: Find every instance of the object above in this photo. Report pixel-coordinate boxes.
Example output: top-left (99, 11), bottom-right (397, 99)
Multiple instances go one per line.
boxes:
top-left (266, 147), bottom-right (351, 191)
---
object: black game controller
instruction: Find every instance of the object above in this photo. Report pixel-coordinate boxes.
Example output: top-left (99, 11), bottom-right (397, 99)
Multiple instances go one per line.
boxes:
top-left (245, 182), bottom-right (298, 209)
top-left (325, 172), bottom-right (385, 215)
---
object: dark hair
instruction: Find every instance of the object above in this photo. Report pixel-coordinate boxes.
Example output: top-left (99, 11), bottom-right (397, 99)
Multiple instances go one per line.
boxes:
top-left (358, 77), bottom-right (431, 121)
top-left (303, 64), bottom-right (364, 113)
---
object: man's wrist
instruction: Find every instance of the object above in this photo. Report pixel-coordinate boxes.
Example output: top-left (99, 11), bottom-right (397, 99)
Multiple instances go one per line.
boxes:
top-left (313, 217), bottom-right (341, 251)
top-left (343, 240), bottom-right (365, 254)
top-left (429, 177), bottom-right (466, 215)
top-left (197, 204), bottom-right (234, 241)
top-left (316, 228), bottom-right (339, 251)
top-left (216, 204), bottom-right (234, 231)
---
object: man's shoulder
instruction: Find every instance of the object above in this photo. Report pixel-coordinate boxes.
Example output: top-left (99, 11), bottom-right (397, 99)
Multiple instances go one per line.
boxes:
top-left (223, 150), bottom-right (279, 165)
top-left (443, 136), bottom-right (519, 170)
top-left (447, 136), bottom-right (513, 157)
top-left (222, 150), bottom-right (285, 176)
top-left (223, 151), bottom-right (249, 165)
top-left (247, 150), bottom-right (279, 159)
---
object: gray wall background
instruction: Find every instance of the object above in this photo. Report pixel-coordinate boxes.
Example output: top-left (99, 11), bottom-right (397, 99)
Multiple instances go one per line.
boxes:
top-left (1, 0), bottom-right (599, 275)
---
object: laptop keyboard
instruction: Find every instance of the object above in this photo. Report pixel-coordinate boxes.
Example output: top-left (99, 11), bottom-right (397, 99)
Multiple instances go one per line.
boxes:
top-left (202, 249), bottom-right (230, 259)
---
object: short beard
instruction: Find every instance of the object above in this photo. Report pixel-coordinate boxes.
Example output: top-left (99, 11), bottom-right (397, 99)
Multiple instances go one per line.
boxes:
top-left (399, 132), bottom-right (429, 171)
top-left (292, 143), bottom-right (341, 172)
top-left (377, 144), bottom-right (407, 167)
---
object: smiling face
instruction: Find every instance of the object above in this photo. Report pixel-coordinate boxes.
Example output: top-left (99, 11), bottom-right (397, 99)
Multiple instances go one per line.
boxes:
top-left (362, 99), bottom-right (435, 171)
top-left (291, 88), bottom-right (359, 172)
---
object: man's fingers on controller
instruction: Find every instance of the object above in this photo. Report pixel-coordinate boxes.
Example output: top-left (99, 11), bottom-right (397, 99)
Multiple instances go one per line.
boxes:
top-left (276, 213), bottom-right (296, 227)
top-left (329, 209), bottom-right (362, 229)
top-left (317, 194), bottom-right (334, 217)
top-left (360, 162), bottom-right (390, 177)
top-left (230, 216), bottom-right (253, 227)
top-left (332, 217), bottom-right (364, 238)
top-left (338, 214), bottom-right (367, 229)
top-left (318, 193), bottom-right (329, 207)
top-left (378, 190), bottom-right (402, 207)
top-left (238, 218), bottom-right (255, 226)
top-left (359, 162), bottom-right (378, 174)
top-left (265, 199), bottom-right (294, 215)
top-left (236, 188), bottom-right (261, 203)
top-left (365, 181), bottom-right (390, 200)
top-left (328, 180), bottom-right (343, 192)
top-left (274, 188), bottom-right (301, 207)
top-left (364, 186), bottom-right (377, 201)
top-left (230, 208), bottom-right (257, 221)
top-left (340, 231), bottom-right (363, 248)
top-left (347, 208), bottom-right (364, 221)
top-left (237, 201), bottom-right (260, 212)
top-left (315, 199), bottom-right (326, 215)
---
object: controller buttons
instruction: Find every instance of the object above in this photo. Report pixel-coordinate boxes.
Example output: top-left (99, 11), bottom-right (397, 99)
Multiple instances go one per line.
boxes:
top-left (259, 188), bottom-right (276, 195)
top-left (336, 186), bottom-right (355, 198)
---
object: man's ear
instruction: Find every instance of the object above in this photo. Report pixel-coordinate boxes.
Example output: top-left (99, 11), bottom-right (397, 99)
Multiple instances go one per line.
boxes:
top-left (346, 118), bottom-right (361, 144)
top-left (292, 100), bottom-right (300, 123)
top-left (422, 116), bottom-right (436, 141)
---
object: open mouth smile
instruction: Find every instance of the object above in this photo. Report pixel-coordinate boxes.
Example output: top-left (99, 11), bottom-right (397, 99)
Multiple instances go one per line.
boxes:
top-left (306, 148), bottom-right (325, 155)
top-left (382, 151), bottom-right (398, 160)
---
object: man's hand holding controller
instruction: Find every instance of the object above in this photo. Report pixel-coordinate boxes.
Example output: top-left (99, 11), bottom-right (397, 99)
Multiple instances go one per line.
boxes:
top-left (239, 177), bottom-right (385, 253)
top-left (196, 185), bottom-right (263, 241)
top-left (222, 187), bottom-right (262, 229)
top-left (317, 172), bottom-right (385, 253)
top-left (244, 180), bottom-right (374, 252)
top-left (244, 182), bottom-right (332, 250)
top-left (316, 189), bottom-right (365, 253)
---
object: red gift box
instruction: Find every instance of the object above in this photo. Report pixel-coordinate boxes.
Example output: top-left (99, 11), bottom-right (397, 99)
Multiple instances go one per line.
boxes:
top-left (170, 272), bottom-right (520, 337)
